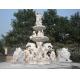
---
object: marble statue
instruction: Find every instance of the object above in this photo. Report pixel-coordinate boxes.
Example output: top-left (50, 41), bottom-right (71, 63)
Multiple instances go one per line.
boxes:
top-left (36, 13), bottom-right (42, 26)
top-left (43, 43), bottom-right (56, 63)
top-left (37, 30), bottom-right (44, 37)
top-left (24, 48), bottom-right (30, 64)
top-left (50, 50), bottom-right (56, 62)
top-left (57, 48), bottom-right (72, 62)
top-left (25, 42), bottom-right (38, 64)
top-left (33, 31), bottom-right (36, 37)
top-left (30, 31), bottom-right (36, 39)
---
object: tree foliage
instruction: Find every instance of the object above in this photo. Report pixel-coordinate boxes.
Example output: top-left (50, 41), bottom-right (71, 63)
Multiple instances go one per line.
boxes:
top-left (3, 9), bottom-right (36, 47)
top-left (2, 9), bottom-right (80, 47)
top-left (70, 12), bottom-right (80, 43)
top-left (43, 9), bottom-right (71, 44)
top-left (0, 40), bottom-right (5, 55)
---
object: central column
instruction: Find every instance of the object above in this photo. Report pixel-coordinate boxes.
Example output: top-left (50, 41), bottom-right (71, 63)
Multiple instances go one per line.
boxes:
top-left (30, 13), bottom-right (49, 64)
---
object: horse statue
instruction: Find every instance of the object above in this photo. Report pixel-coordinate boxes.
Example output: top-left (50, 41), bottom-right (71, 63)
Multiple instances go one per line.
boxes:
top-left (43, 43), bottom-right (56, 62)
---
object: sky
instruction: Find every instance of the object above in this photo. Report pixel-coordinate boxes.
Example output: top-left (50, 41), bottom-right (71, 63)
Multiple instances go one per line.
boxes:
top-left (0, 9), bottom-right (80, 39)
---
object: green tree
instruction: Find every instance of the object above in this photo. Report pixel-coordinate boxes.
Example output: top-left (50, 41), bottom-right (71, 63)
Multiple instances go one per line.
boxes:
top-left (54, 16), bottom-right (70, 43)
top-left (43, 9), bottom-right (70, 43)
top-left (3, 9), bottom-right (36, 47)
top-left (42, 9), bottom-right (58, 44)
top-left (70, 12), bottom-right (80, 43)
top-left (0, 39), bottom-right (5, 55)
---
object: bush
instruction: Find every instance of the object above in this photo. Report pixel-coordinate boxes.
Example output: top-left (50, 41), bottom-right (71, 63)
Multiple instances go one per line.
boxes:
top-left (53, 43), bottom-right (80, 62)
top-left (0, 56), bottom-right (6, 62)
top-left (70, 46), bottom-right (80, 62)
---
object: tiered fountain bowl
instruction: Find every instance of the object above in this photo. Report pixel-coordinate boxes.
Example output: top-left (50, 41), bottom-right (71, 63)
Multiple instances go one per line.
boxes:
top-left (30, 36), bottom-right (49, 42)
top-left (33, 25), bottom-right (46, 31)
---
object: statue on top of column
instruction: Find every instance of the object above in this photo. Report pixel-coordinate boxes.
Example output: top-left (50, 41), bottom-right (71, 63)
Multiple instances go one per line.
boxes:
top-left (36, 13), bottom-right (42, 26)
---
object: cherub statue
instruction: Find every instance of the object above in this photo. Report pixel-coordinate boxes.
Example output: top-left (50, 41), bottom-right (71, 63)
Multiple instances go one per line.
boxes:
top-left (37, 30), bottom-right (44, 37)
top-left (30, 31), bottom-right (36, 39)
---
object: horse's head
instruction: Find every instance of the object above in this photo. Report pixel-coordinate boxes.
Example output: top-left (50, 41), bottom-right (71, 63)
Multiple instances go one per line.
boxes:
top-left (43, 43), bottom-right (53, 50)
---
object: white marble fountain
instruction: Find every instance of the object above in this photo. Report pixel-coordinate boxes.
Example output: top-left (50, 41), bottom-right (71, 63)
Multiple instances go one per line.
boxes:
top-left (1, 13), bottom-right (78, 69)
top-left (12, 13), bottom-right (72, 65)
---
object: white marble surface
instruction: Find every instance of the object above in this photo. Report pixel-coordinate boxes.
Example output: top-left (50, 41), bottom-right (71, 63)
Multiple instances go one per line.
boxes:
top-left (0, 62), bottom-right (80, 69)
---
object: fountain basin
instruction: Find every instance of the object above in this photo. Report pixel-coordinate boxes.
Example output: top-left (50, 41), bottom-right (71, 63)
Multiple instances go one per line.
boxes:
top-left (0, 62), bottom-right (80, 69)
top-left (30, 36), bottom-right (49, 42)
top-left (33, 25), bottom-right (46, 31)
